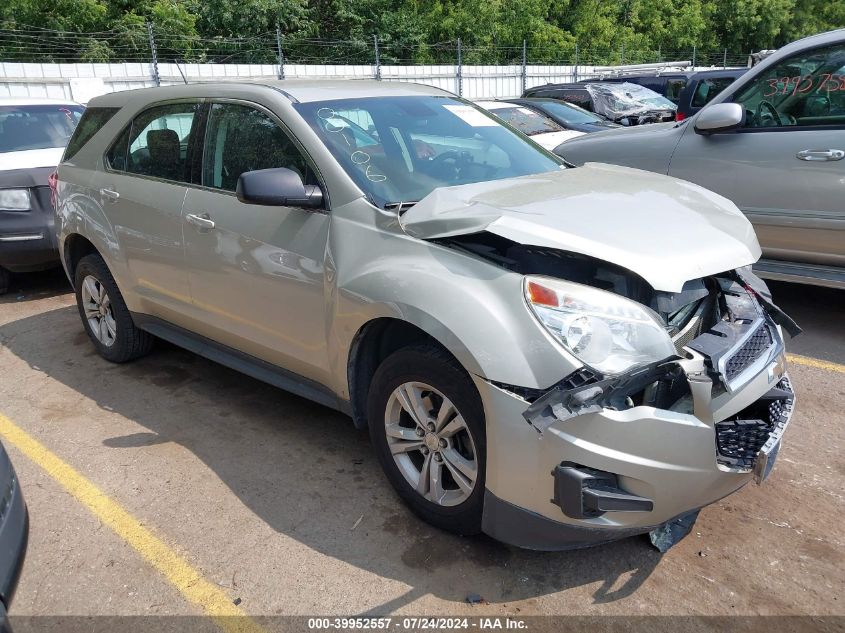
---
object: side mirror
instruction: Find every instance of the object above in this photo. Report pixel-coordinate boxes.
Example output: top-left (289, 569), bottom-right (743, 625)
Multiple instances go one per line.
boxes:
top-left (236, 167), bottom-right (323, 209)
top-left (694, 103), bottom-right (745, 135)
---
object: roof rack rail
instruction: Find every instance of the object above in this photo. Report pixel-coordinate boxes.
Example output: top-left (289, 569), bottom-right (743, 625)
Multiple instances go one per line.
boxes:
top-left (590, 61), bottom-right (692, 78)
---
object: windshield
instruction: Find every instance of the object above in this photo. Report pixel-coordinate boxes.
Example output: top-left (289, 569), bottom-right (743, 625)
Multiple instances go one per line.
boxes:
top-left (528, 100), bottom-right (605, 124)
top-left (294, 96), bottom-right (563, 208)
top-left (0, 104), bottom-right (85, 153)
top-left (485, 105), bottom-right (563, 135)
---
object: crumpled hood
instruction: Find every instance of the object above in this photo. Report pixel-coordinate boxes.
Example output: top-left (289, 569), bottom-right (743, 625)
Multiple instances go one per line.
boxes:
top-left (401, 163), bottom-right (761, 292)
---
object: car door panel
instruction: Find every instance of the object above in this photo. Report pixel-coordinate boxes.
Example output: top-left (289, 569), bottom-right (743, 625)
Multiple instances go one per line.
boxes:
top-left (670, 127), bottom-right (845, 266)
top-left (182, 101), bottom-right (331, 384)
top-left (92, 102), bottom-right (203, 320)
top-left (182, 188), bottom-right (329, 382)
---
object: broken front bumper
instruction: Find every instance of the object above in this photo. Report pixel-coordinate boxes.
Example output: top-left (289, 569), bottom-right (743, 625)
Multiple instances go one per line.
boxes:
top-left (473, 342), bottom-right (794, 551)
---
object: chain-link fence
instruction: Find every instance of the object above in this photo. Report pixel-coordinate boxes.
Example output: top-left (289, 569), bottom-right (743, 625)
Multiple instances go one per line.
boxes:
top-left (0, 24), bottom-right (751, 68)
top-left (0, 24), bottom-right (753, 101)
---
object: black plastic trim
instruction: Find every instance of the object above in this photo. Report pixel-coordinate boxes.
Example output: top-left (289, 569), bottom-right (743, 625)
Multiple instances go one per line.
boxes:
top-left (552, 463), bottom-right (654, 519)
top-left (132, 313), bottom-right (352, 415)
top-left (481, 490), bottom-right (656, 551)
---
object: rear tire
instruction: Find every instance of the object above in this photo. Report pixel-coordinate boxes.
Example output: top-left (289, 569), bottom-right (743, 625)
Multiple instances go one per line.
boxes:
top-left (0, 267), bottom-right (9, 295)
top-left (73, 253), bottom-right (153, 363)
top-left (367, 344), bottom-right (486, 535)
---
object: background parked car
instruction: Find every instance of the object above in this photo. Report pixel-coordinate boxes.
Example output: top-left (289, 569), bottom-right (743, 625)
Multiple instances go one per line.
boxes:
top-left (475, 100), bottom-right (584, 149)
top-left (523, 81), bottom-right (676, 125)
top-left (0, 97), bottom-right (84, 294)
top-left (560, 29), bottom-right (845, 289)
top-left (583, 70), bottom-right (691, 104)
top-left (590, 68), bottom-right (748, 120)
top-left (503, 98), bottom-right (622, 133)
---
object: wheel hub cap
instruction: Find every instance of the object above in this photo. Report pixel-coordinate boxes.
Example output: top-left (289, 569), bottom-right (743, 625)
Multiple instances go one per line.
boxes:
top-left (384, 381), bottom-right (478, 507)
top-left (80, 274), bottom-right (117, 348)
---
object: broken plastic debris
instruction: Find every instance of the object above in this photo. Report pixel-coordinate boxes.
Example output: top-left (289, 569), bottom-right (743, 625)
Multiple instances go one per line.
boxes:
top-left (351, 514), bottom-right (363, 530)
top-left (233, 597), bottom-right (242, 606)
top-left (466, 594), bottom-right (488, 605)
top-left (649, 510), bottom-right (700, 553)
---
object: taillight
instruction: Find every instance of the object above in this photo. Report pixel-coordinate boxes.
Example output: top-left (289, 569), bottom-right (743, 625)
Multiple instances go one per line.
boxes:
top-left (48, 170), bottom-right (58, 210)
top-left (675, 111), bottom-right (686, 122)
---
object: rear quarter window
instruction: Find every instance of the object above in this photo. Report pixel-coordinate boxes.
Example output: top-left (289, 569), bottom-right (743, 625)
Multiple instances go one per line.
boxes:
top-left (63, 107), bottom-right (119, 162)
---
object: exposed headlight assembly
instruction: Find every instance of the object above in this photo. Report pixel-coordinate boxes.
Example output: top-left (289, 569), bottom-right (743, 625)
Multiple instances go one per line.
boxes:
top-left (0, 188), bottom-right (31, 211)
top-left (524, 275), bottom-right (676, 375)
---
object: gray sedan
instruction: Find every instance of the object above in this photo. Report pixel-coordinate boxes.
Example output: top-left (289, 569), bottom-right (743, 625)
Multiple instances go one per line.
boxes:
top-left (560, 28), bottom-right (845, 289)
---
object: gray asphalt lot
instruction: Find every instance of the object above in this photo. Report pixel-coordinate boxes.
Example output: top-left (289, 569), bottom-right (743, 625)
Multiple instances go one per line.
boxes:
top-left (0, 269), bottom-right (842, 619)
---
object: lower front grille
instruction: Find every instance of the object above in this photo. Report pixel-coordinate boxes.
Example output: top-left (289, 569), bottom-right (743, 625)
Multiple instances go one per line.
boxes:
top-left (715, 376), bottom-right (794, 470)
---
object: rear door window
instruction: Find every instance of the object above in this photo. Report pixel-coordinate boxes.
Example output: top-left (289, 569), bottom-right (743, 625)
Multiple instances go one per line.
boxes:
top-left (665, 79), bottom-right (688, 104)
top-left (692, 77), bottom-right (738, 107)
top-left (120, 103), bottom-right (200, 182)
top-left (560, 90), bottom-right (593, 110)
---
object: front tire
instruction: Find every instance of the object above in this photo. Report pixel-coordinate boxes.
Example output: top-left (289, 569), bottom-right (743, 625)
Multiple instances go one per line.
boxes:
top-left (74, 253), bottom-right (153, 363)
top-left (0, 267), bottom-right (9, 295)
top-left (367, 345), bottom-right (486, 535)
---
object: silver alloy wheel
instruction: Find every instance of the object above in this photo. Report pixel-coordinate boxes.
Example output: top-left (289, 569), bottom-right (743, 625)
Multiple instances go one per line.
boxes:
top-left (384, 381), bottom-right (478, 507)
top-left (81, 274), bottom-right (117, 347)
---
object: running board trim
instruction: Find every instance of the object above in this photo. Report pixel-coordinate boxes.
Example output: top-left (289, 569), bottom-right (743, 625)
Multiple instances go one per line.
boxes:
top-left (132, 313), bottom-right (351, 415)
top-left (753, 259), bottom-right (845, 290)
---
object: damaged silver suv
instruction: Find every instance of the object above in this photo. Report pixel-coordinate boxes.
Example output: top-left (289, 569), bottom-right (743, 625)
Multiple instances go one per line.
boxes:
top-left (55, 81), bottom-right (799, 550)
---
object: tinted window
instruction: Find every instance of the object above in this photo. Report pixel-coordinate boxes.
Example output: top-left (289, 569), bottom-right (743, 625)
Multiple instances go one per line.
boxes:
top-left (106, 127), bottom-right (130, 171)
top-left (294, 96), bottom-right (562, 208)
top-left (202, 103), bottom-right (313, 192)
top-left (733, 43), bottom-right (845, 128)
top-left (692, 77), bottom-right (737, 108)
top-left (559, 90), bottom-right (593, 110)
top-left (488, 106), bottom-right (563, 135)
top-left (665, 79), bottom-right (688, 103)
top-left (1, 103), bottom-right (86, 154)
top-left (125, 103), bottom-right (199, 182)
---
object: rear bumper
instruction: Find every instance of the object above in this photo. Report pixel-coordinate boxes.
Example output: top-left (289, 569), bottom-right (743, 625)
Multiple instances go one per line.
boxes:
top-left (0, 185), bottom-right (59, 272)
top-left (474, 357), bottom-right (793, 550)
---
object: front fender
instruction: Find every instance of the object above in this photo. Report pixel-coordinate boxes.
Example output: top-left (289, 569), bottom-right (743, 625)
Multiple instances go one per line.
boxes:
top-left (330, 244), bottom-right (580, 395)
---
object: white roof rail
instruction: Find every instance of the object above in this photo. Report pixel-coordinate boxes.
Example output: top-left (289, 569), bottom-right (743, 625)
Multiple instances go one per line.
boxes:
top-left (590, 61), bottom-right (692, 78)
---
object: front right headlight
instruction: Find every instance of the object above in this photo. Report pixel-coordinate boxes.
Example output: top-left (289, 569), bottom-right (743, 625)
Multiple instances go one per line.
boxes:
top-left (0, 188), bottom-right (31, 211)
top-left (524, 275), bottom-right (677, 375)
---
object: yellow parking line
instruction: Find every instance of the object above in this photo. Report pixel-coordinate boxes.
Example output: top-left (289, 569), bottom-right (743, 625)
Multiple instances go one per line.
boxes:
top-left (0, 412), bottom-right (266, 633)
top-left (786, 353), bottom-right (845, 375)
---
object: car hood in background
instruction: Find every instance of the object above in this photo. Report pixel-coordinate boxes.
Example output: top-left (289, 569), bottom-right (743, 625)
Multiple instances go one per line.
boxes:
top-left (565, 120), bottom-right (679, 145)
top-left (0, 147), bottom-right (64, 171)
top-left (556, 121), bottom-right (684, 171)
top-left (401, 164), bottom-right (760, 292)
top-left (530, 130), bottom-right (585, 150)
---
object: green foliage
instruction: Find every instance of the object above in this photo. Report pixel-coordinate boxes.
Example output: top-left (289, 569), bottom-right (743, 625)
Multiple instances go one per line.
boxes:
top-left (0, 0), bottom-right (842, 63)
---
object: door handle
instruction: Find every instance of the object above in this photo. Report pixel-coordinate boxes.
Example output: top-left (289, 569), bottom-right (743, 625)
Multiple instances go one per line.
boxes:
top-left (185, 212), bottom-right (216, 230)
top-left (796, 149), bottom-right (845, 161)
top-left (99, 188), bottom-right (120, 202)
